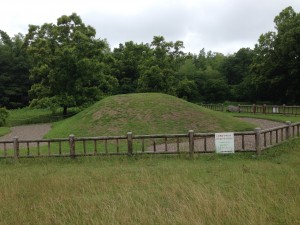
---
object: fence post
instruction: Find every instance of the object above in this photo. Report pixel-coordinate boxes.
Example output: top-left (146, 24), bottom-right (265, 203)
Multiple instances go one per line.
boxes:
top-left (188, 130), bottom-right (194, 157)
top-left (221, 104), bottom-right (224, 112)
top-left (13, 136), bottom-right (19, 159)
top-left (286, 121), bottom-right (292, 139)
top-left (69, 134), bottom-right (75, 159)
top-left (127, 132), bottom-right (133, 156)
top-left (283, 104), bottom-right (286, 115)
top-left (253, 104), bottom-right (256, 114)
top-left (238, 104), bottom-right (241, 113)
top-left (255, 128), bottom-right (262, 155)
top-left (263, 104), bottom-right (266, 114)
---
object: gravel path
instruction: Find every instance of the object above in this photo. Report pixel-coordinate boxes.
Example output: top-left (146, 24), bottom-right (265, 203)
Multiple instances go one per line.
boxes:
top-left (236, 118), bottom-right (285, 129)
top-left (0, 124), bottom-right (52, 141)
top-left (0, 123), bottom-right (52, 149)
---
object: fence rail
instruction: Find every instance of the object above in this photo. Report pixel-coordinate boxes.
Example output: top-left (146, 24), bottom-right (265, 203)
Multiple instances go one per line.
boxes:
top-left (238, 104), bottom-right (300, 115)
top-left (1, 122), bottom-right (299, 159)
top-left (202, 103), bottom-right (300, 115)
top-left (201, 104), bottom-right (224, 112)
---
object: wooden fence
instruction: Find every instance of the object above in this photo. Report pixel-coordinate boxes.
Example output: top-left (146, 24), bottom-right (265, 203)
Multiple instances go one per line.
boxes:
top-left (1, 122), bottom-right (299, 159)
top-left (238, 104), bottom-right (300, 115)
top-left (201, 104), bottom-right (224, 112)
top-left (202, 103), bottom-right (300, 115)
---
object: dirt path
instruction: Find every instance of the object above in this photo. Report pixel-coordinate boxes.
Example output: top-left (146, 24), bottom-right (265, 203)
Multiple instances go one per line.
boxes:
top-left (236, 117), bottom-right (285, 129)
top-left (0, 124), bottom-right (52, 141)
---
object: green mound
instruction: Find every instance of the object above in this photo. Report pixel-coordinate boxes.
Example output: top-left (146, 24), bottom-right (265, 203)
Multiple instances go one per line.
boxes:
top-left (46, 93), bottom-right (255, 138)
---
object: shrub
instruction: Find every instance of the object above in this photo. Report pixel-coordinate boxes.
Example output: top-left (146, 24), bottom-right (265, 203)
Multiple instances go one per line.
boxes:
top-left (0, 108), bottom-right (9, 126)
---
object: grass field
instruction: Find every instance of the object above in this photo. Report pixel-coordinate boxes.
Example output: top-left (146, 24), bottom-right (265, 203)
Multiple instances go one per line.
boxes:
top-left (5, 107), bottom-right (79, 127)
top-left (0, 137), bottom-right (299, 225)
top-left (0, 94), bottom-right (299, 224)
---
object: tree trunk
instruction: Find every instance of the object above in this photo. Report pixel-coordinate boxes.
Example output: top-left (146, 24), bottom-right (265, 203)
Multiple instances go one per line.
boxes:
top-left (63, 106), bottom-right (68, 116)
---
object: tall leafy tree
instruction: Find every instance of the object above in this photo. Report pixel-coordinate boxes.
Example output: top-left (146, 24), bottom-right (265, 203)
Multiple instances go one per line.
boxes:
top-left (190, 49), bottom-right (230, 102)
top-left (25, 13), bottom-right (118, 115)
top-left (175, 59), bottom-right (200, 101)
top-left (112, 41), bottom-right (151, 94)
top-left (0, 31), bottom-right (31, 108)
top-left (221, 48), bottom-right (254, 85)
top-left (137, 36), bottom-right (185, 95)
top-left (252, 6), bottom-right (300, 103)
top-left (220, 48), bottom-right (256, 101)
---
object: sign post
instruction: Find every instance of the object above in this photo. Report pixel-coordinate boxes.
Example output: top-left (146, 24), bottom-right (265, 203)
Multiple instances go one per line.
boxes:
top-left (215, 133), bottom-right (235, 154)
top-left (272, 106), bottom-right (279, 113)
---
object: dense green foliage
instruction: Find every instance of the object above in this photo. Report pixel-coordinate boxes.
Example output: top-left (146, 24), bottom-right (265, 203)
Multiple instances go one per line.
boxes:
top-left (0, 31), bottom-right (31, 108)
top-left (0, 107), bottom-right (9, 126)
top-left (252, 6), bottom-right (300, 103)
top-left (0, 7), bottom-right (299, 111)
top-left (24, 13), bottom-right (118, 115)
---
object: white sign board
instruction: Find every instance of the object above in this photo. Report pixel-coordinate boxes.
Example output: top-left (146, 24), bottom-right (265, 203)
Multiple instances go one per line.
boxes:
top-left (272, 107), bottom-right (279, 113)
top-left (215, 133), bottom-right (235, 153)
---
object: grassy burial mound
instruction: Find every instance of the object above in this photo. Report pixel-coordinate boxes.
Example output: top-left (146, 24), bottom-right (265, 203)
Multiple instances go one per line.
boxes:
top-left (46, 93), bottom-right (254, 138)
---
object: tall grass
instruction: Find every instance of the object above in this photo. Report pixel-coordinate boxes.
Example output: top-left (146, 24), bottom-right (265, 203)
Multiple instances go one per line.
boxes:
top-left (0, 138), bottom-right (299, 225)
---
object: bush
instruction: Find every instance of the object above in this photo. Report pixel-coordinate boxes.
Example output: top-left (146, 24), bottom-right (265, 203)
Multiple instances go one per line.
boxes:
top-left (0, 108), bottom-right (9, 126)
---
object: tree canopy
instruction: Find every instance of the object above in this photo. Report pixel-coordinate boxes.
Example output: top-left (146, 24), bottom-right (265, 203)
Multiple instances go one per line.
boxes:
top-left (24, 13), bottom-right (117, 114)
top-left (252, 6), bottom-right (300, 103)
top-left (0, 6), bottom-right (299, 113)
top-left (0, 31), bottom-right (31, 108)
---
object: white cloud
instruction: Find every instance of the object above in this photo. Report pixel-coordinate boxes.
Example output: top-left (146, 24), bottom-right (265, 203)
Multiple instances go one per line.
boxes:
top-left (1, 0), bottom-right (300, 54)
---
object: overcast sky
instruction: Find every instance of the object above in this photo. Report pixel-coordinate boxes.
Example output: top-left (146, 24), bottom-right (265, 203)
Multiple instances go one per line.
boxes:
top-left (1, 0), bottom-right (300, 54)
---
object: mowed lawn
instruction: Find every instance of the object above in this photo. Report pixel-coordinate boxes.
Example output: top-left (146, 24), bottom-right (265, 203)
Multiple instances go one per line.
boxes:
top-left (0, 138), bottom-right (299, 225)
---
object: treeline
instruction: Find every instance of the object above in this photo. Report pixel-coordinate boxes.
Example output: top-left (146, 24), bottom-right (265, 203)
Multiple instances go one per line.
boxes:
top-left (0, 6), bottom-right (299, 114)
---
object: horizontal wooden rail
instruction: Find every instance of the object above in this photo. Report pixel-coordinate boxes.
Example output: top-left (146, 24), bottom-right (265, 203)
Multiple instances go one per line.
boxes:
top-left (201, 104), bottom-right (224, 112)
top-left (238, 104), bottom-right (300, 115)
top-left (0, 121), bottom-right (299, 159)
top-left (260, 125), bottom-right (288, 134)
top-left (203, 103), bottom-right (300, 115)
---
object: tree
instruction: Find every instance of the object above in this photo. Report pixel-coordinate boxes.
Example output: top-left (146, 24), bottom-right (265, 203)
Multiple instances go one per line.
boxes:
top-left (175, 59), bottom-right (200, 101)
top-left (0, 31), bottom-right (31, 108)
top-left (252, 6), bottom-right (300, 103)
top-left (25, 13), bottom-right (118, 115)
top-left (176, 79), bottom-right (198, 101)
top-left (137, 36), bottom-right (185, 95)
top-left (203, 78), bottom-right (230, 103)
top-left (221, 48), bottom-right (254, 85)
top-left (112, 41), bottom-right (151, 94)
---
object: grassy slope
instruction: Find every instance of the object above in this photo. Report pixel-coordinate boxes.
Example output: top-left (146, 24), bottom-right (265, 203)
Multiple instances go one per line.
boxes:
top-left (0, 138), bottom-right (299, 225)
top-left (46, 93), bottom-right (255, 138)
top-left (0, 127), bottom-right (10, 137)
